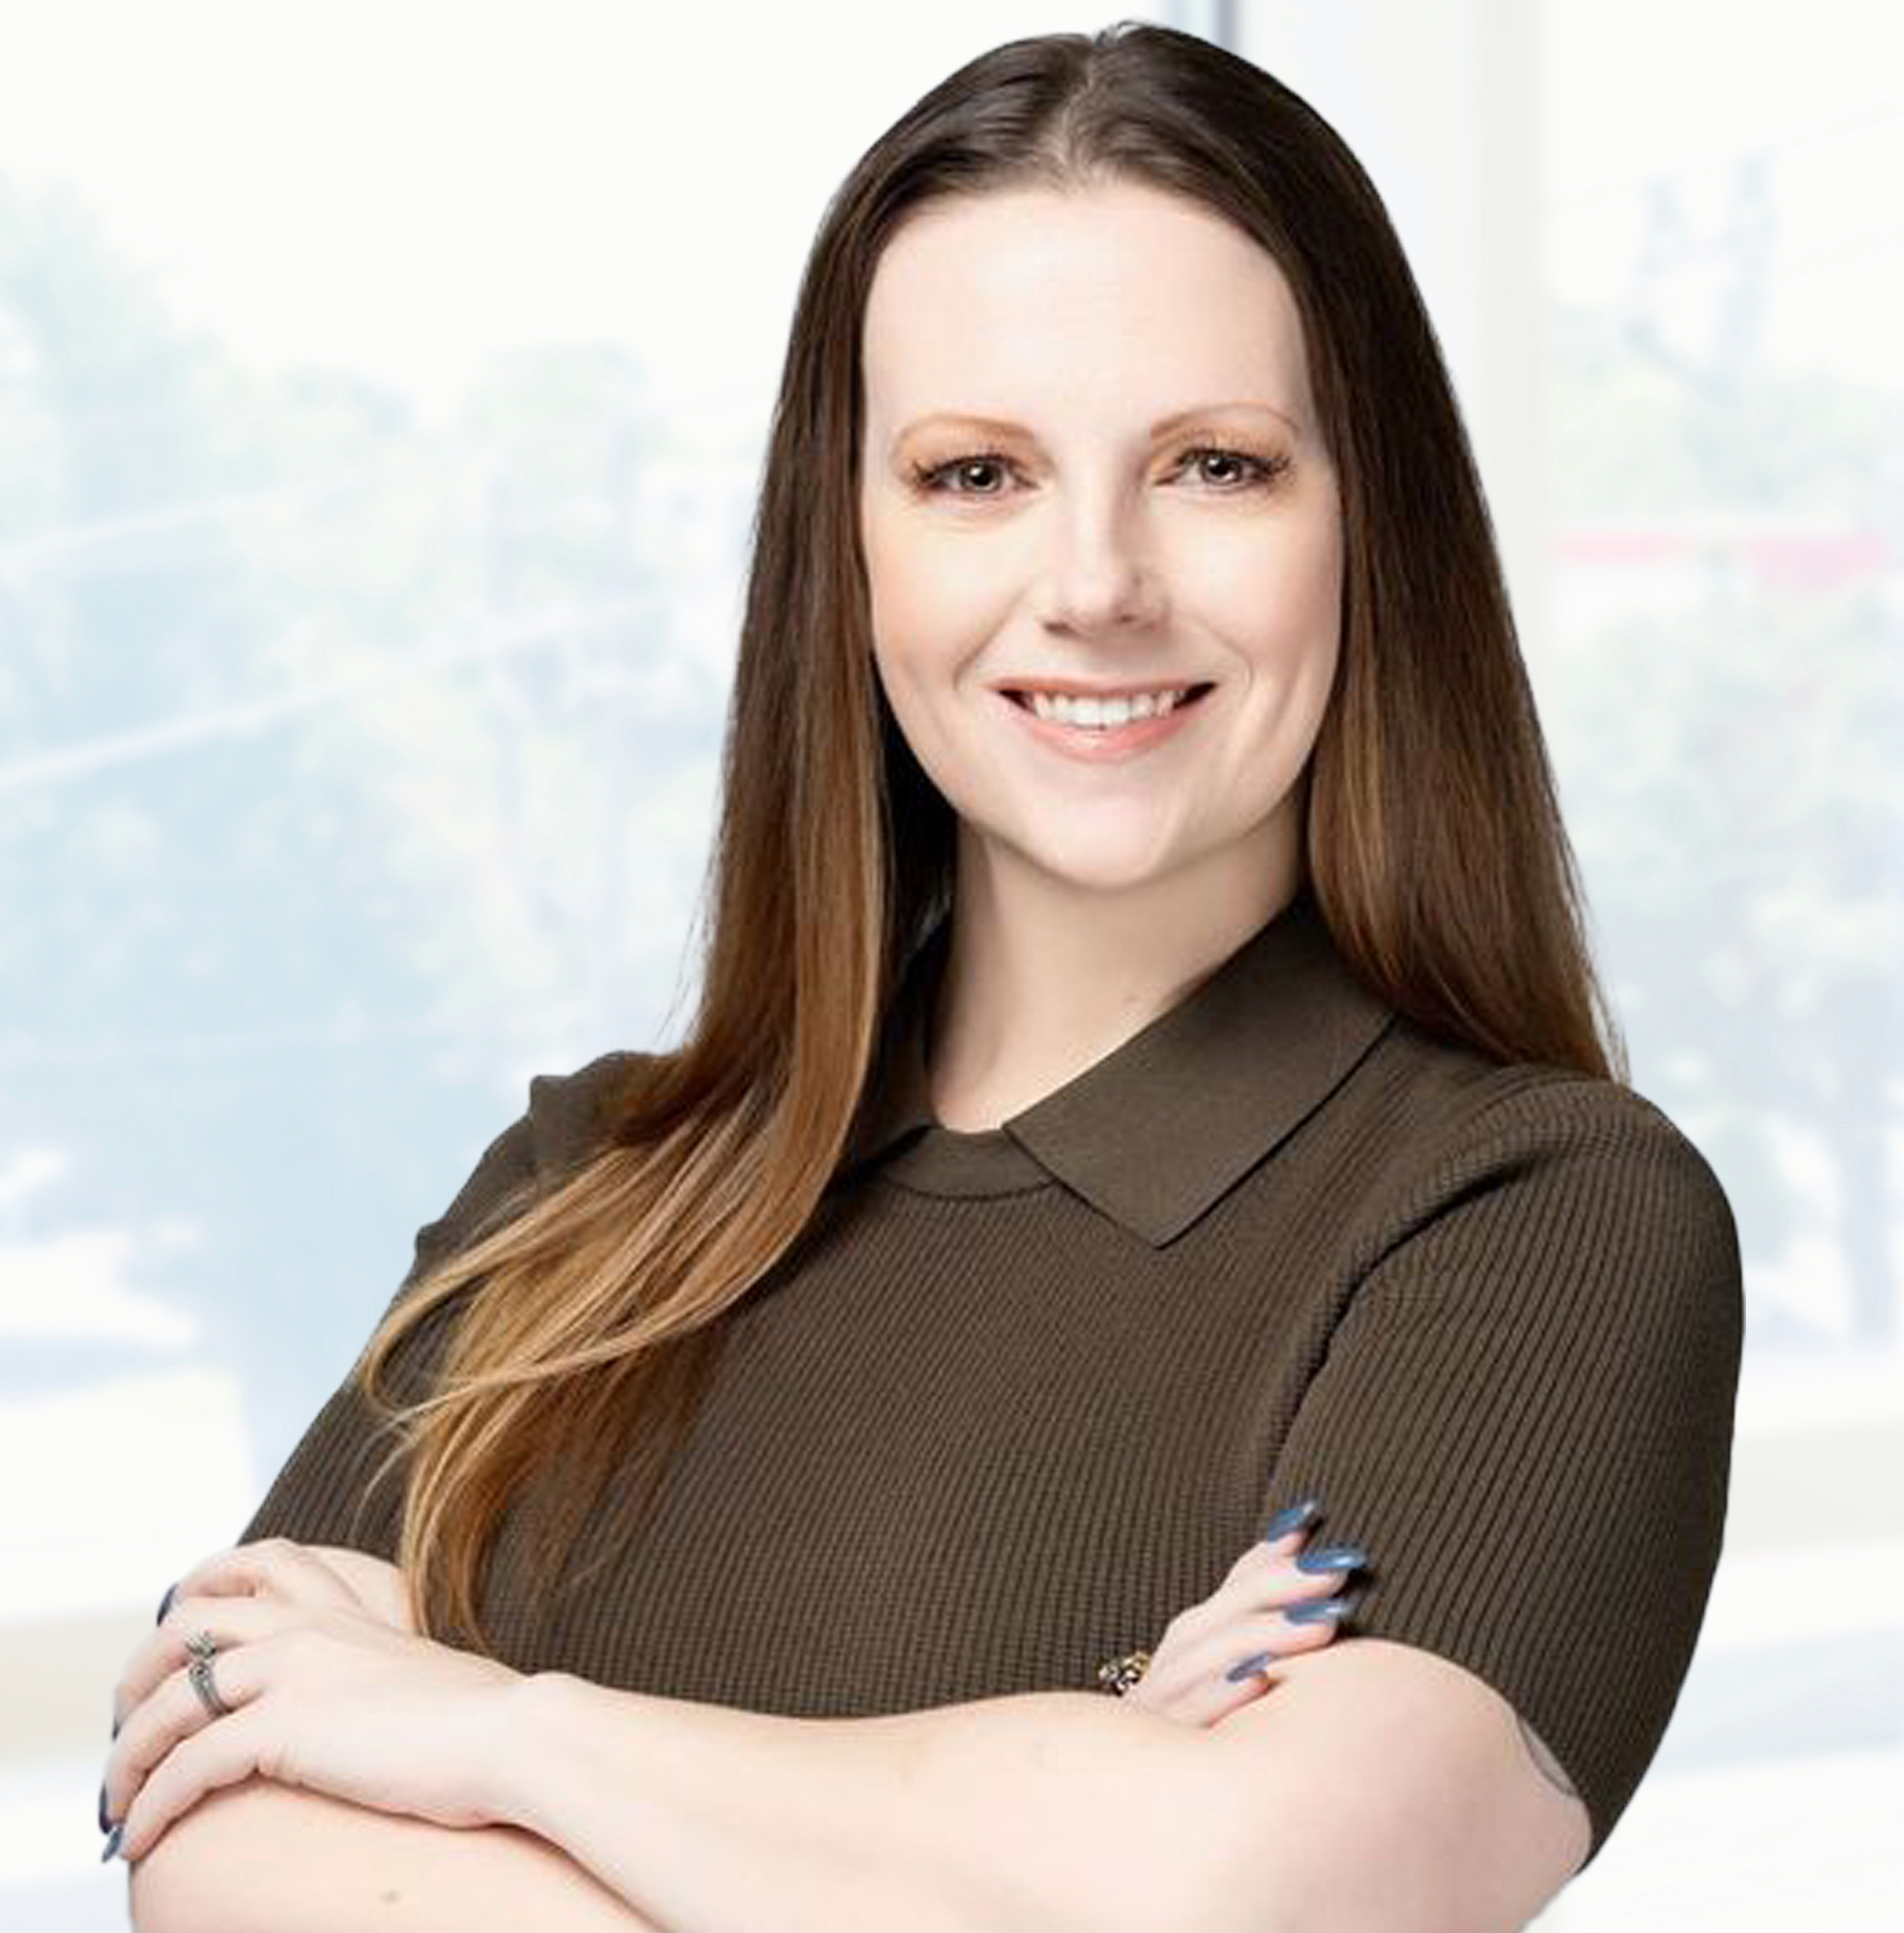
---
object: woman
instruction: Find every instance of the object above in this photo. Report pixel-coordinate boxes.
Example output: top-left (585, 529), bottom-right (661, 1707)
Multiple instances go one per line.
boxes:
top-left (102, 22), bottom-right (1741, 1930)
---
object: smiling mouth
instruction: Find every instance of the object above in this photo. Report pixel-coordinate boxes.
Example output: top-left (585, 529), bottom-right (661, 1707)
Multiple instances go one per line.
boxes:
top-left (1001, 682), bottom-right (1216, 712)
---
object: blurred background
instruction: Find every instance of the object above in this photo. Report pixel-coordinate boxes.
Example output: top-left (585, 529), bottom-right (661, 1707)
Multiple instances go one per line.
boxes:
top-left (2, 0), bottom-right (1897, 1924)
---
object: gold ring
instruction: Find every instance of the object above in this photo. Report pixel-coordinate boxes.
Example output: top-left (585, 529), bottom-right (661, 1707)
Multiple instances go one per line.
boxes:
top-left (1096, 1650), bottom-right (1151, 1695)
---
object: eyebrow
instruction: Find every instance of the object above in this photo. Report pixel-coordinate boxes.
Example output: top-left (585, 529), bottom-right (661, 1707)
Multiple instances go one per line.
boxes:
top-left (891, 400), bottom-right (1303, 452)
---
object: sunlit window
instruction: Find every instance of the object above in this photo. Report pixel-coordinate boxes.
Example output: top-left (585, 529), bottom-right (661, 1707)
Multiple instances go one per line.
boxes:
top-left (4, 4), bottom-right (1893, 1922)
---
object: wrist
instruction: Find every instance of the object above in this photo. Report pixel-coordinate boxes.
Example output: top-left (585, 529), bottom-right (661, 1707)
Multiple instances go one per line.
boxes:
top-left (487, 1668), bottom-right (588, 1839)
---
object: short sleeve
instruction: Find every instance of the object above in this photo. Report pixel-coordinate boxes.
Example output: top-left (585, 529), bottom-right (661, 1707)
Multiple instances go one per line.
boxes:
top-left (237, 1050), bottom-right (651, 1557)
top-left (1264, 1077), bottom-right (1744, 1872)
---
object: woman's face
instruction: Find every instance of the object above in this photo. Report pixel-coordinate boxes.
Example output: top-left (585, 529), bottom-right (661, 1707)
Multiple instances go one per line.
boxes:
top-left (857, 179), bottom-right (1343, 901)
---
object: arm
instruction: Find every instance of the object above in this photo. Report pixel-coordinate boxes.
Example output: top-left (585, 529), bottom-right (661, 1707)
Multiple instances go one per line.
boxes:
top-left (503, 1672), bottom-right (1244, 1933)
top-left (1184, 1081), bottom-right (1744, 1923)
top-left (1199, 1638), bottom-right (1590, 1933)
top-left (122, 1545), bottom-right (1239, 1932)
top-left (130, 1776), bottom-right (666, 1933)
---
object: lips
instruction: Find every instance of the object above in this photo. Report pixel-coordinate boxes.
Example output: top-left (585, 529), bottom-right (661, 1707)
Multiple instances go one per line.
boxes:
top-left (1002, 681), bottom-right (1215, 710)
top-left (996, 678), bottom-right (1215, 763)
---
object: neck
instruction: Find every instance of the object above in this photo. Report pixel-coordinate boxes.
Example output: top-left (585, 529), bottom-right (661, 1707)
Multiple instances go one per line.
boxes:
top-left (924, 822), bottom-right (1304, 1133)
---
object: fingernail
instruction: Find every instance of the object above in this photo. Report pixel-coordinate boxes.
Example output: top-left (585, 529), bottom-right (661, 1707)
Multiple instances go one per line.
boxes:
top-left (156, 1582), bottom-right (178, 1625)
top-left (100, 1823), bottom-right (124, 1862)
top-left (1260, 1498), bottom-right (1321, 1543)
top-left (1287, 1590), bottom-right (1362, 1624)
top-left (98, 1780), bottom-right (112, 1834)
top-left (1295, 1543), bottom-right (1366, 1573)
top-left (1225, 1648), bottom-right (1276, 1682)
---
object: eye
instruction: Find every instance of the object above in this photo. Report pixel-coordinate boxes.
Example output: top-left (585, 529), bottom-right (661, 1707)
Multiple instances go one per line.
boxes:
top-left (910, 453), bottom-right (1016, 498)
top-left (1181, 445), bottom-right (1292, 491)
top-left (907, 443), bottom-right (1292, 500)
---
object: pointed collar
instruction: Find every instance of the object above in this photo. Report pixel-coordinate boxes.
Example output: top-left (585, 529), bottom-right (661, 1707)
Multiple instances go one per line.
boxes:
top-left (836, 883), bottom-right (1397, 1247)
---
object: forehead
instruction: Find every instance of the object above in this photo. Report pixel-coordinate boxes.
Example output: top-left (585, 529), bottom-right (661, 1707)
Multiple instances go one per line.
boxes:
top-left (861, 181), bottom-right (1317, 436)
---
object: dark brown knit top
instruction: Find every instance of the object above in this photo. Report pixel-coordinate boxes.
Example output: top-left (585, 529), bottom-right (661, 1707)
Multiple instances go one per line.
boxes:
top-left (240, 883), bottom-right (1743, 1870)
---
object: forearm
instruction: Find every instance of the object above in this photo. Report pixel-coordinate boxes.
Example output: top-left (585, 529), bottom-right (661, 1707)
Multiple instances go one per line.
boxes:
top-left (504, 1674), bottom-right (1230, 1933)
top-left (130, 1775), bottom-right (663, 1933)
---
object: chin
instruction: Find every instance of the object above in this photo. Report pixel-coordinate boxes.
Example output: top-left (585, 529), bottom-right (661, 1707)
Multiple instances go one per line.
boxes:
top-left (1018, 844), bottom-right (1191, 896)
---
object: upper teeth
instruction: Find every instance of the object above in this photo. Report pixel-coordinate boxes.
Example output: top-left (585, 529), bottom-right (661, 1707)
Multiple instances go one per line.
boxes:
top-left (1024, 687), bottom-right (1192, 726)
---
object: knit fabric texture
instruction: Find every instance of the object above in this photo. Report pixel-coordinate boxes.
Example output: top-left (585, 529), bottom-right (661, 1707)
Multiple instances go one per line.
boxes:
top-left (240, 883), bottom-right (1744, 1871)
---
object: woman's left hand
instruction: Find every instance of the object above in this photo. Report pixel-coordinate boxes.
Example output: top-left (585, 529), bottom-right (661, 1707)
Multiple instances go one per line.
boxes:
top-left (103, 1537), bottom-right (528, 1863)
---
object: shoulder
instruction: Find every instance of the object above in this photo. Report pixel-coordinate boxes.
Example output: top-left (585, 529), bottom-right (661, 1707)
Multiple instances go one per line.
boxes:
top-left (1463, 1065), bottom-right (1729, 1200)
top-left (1335, 1044), bottom-right (1744, 1377)
top-left (523, 1048), bottom-right (656, 1178)
top-left (407, 1049), bottom-right (658, 1282)
top-left (1365, 1033), bottom-right (1738, 1262)
top-left (1469, 1068), bottom-right (1737, 1252)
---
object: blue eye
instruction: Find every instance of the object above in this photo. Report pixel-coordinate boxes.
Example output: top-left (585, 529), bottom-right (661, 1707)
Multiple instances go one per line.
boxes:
top-left (908, 444), bottom-right (1291, 500)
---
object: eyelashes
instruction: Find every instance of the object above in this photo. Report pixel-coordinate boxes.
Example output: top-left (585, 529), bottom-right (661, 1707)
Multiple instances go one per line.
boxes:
top-left (906, 443), bottom-right (1294, 502)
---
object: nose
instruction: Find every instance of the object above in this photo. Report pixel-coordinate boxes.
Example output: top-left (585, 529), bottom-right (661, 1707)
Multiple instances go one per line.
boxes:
top-left (1032, 493), bottom-right (1162, 633)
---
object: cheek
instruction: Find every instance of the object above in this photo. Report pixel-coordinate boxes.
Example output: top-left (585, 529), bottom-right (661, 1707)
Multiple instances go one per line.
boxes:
top-left (861, 508), bottom-right (988, 700)
top-left (862, 501), bottom-right (921, 637)
top-left (1216, 528), bottom-right (1341, 680)
top-left (875, 565), bottom-right (984, 655)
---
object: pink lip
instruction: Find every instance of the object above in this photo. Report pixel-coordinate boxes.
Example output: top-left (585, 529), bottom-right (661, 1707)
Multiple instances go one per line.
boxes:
top-left (998, 685), bottom-right (1212, 763)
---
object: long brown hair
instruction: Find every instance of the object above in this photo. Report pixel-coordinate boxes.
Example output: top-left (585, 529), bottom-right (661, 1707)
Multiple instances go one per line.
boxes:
top-left (353, 19), bottom-right (1627, 1651)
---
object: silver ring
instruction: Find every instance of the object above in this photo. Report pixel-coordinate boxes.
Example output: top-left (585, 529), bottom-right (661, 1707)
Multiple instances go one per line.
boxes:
top-left (188, 1655), bottom-right (233, 1719)
top-left (186, 1631), bottom-right (233, 1718)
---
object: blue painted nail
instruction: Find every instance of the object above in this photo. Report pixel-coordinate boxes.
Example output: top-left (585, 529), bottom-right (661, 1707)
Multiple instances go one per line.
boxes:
top-left (100, 1823), bottom-right (124, 1862)
top-left (1225, 1649), bottom-right (1275, 1682)
top-left (1261, 1498), bottom-right (1321, 1543)
top-left (1295, 1544), bottom-right (1366, 1573)
top-left (1287, 1591), bottom-right (1361, 1624)
top-left (156, 1582), bottom-right (178, 1625)
top-left (99, 1779), bottom-right (114, 1835)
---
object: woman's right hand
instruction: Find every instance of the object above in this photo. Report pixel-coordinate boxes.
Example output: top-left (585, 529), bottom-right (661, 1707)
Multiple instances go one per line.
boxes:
top-left (1118, 1506), bottom-right (1366, 1728)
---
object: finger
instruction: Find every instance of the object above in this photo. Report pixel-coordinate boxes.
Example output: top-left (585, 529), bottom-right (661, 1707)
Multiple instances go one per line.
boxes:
top-left (1224, 1523), bottom-right (1359, 1593)
top-left (1219, 1529), bottom-right (1369, 1621)
top-left (1209, 1514), bottom-right (1326, 1595)
top-left (1237, 1505), bottom-right (1320, 1573)
top-left (111, 1592), bottom-right (278, 1742)
top-left (168, 1537), bottom-right (361, 1615)
top-left (309, 1545), bottom-right (415, 1632)
top-left (106, 1620), bottom-right (265, 1835)
top-left (1141, 1588), bottom-right (1360, 1726)
top-left (1212, 1587), bottom-right (1360, 1688)
top-left (118, 1689), bottom-right (269, 1864)
top-left (1259, 1498), bottom-right (1324, 1544)
top-left (1168, 1535), bottom-right (1339, 1652)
